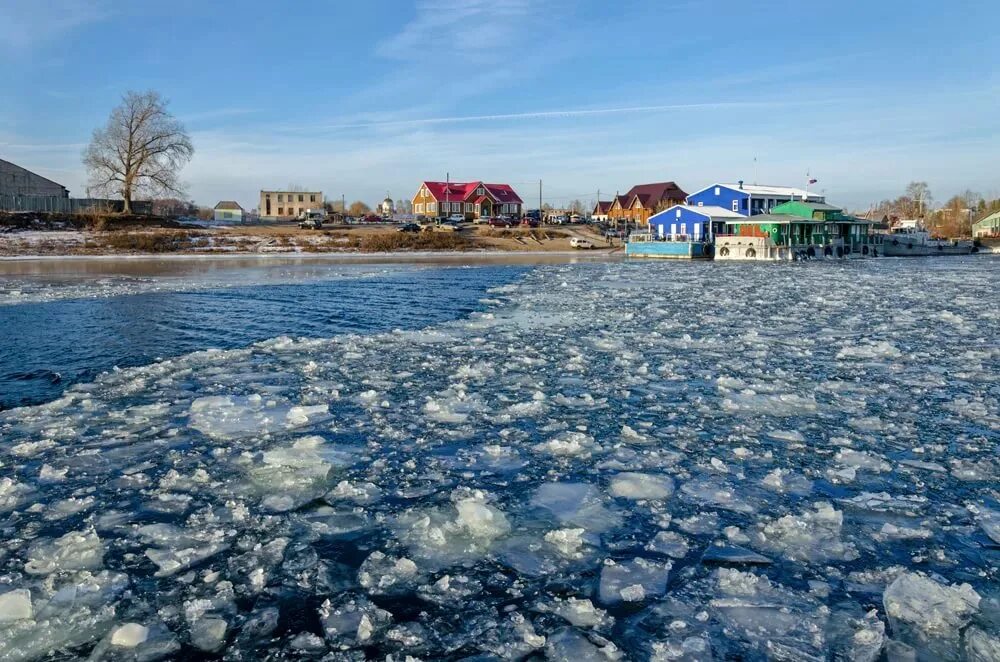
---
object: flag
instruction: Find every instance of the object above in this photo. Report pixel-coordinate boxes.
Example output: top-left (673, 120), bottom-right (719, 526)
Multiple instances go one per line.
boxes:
top-left (808, 178), bottom-right (818, 185)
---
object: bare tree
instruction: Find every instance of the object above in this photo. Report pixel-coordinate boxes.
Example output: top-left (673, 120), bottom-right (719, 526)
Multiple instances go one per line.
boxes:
top-left (904, 181), bottom-right (932, 217)
top-left (83, 90), bottom-right (193, 214)
top-left (348, 200), bottom-right (371, 216)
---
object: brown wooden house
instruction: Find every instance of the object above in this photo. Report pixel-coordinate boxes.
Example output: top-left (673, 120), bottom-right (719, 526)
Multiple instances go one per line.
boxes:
top-left (607, 182), bottom-right (688, 225)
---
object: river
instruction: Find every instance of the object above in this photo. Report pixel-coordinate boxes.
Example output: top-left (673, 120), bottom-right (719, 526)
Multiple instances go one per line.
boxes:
top-left (0, 254), bottom-right (997, 659)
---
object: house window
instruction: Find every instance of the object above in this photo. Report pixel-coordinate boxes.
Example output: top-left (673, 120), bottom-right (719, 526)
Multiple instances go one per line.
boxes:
top-left (278, 194), bottom-right (284, 202)
top-left (714, 187), bottom-right (720, 195)
top-left (675, 209), bottom-right (681, 218)
top-left (465, 203), bottom-right (472, 212)
top-left (298, 194), bottom-right (304, 202)
top-left (680, 223), bottom-right (687, 236)
top-left (428, 203), bottom-right (436, 213)
top-left (477, 187), bottom-right (484, 195)
top-left (415, 203), bottom-right (423, 213)
top-left (310, 195), bottom-right (316, 203)
top-left (278, 207), bottom-right (284, 215)
top-left (670, 223), bottom-right (677, 236)
top-left (732, 200), bottom-right (739, 212)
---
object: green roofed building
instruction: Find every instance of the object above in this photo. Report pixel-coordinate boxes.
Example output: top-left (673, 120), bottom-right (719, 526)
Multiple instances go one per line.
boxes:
top-left (973, 210), bottom-right (1000, 238)
top-left (716, 200), bottom-right (882, 261)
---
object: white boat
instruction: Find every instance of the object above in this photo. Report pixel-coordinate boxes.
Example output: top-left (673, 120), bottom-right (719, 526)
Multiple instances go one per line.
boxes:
top-left (883, 223), bottom-right (974, 257)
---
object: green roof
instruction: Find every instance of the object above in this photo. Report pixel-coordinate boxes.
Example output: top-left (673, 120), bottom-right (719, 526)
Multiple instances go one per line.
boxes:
top-left (724, 213), bottom-right (818, 225)
top-left (771, 200), bottom-right (843, 213)
top-left (974, 210), bottom-right (1000, 227)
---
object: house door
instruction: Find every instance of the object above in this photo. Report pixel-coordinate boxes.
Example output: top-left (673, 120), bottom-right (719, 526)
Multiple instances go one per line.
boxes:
top-left (481, 202), bottom-right (492, 217)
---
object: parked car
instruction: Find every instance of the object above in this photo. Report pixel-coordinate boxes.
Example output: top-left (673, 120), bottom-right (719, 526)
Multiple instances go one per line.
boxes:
top-left (362, 214), bottom-right (382, 223)
top-left (550, 215), bottom-right (569, 225)
top-left (520, 217), bottom-right (539, 228)
top-left (447, 214), bottom-right (465, 223)
top-left (488, 217), bottom-right (512, 228)
top-left (397, 223), bottom-right (420, 233)
top-left (570, 237), bottom-right (593, 249)
top-left (569, 214), bottom-right (582, 223)
top-left (298, 218), bottom-right (323, 229)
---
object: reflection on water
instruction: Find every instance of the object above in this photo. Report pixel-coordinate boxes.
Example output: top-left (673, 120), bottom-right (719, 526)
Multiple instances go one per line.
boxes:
top-left (0, 265), bottom-right (527, 409)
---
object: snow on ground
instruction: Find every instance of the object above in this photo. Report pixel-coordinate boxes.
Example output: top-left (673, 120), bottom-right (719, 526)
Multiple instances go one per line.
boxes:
top-left (0, 258), bottom-right (998, 658)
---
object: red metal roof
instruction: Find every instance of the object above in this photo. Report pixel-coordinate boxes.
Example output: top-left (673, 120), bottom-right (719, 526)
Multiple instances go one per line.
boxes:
top-left (418, 181), bottom-right (522, 204)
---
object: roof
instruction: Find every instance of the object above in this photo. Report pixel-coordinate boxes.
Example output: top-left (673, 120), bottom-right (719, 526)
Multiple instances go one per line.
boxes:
top-left (649, 204), bottom-right (744, 222)
top-left (624, 182), bottom-right (688, 208)
top-left (419, 181), bottom-right (522, 204)
top-left (724, 213), bottom-right (818, 225)
top-left (612, 195), bottom-right (630, 207)
top-left (593, 201), bottom-right (612, 214)
top-left (484, 183), bottom-right (523, 204)
top-left (772, 200), bottom-right (842, 212)
top-left (214, 201), bottom-right (243, 211)
top-left (974, 210), bottom-right (1000, 225)
top-left (721, 183), bottom-right (823, 199)
top-left (0, 158), bottom-right (68, 191)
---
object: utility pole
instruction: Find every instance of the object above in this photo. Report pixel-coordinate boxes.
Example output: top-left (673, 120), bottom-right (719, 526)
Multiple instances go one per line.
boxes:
top-left (342, 194), bottom-right (345, 217)
top-left (538, 179), bottom-right (542, 215)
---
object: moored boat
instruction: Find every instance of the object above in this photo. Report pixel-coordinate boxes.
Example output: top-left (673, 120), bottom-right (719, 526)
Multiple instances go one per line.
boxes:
top-left (883, 224), bottom-right (974, 257)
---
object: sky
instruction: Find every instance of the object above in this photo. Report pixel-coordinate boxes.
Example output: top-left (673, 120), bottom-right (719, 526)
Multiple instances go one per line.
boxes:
top-left (1, 0), bottom-right (998, 212)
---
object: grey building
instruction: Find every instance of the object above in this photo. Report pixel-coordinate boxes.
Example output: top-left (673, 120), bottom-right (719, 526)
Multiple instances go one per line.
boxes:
top-left (0, 159), bottom-right (69, 198)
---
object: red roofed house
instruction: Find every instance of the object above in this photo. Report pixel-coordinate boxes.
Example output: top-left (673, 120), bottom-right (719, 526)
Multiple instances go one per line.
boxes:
top-left (607, 181), bottom-right (688, 225)
top-left (411, 181), bottom-right (523, 221)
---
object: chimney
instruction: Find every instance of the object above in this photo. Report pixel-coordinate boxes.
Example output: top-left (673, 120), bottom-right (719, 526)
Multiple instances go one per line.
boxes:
top-left (738, 180), bottom-right (744, 190)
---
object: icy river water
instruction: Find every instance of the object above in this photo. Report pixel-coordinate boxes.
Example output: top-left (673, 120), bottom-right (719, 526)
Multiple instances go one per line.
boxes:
top-left (0, 255), bottom-right (997, 660)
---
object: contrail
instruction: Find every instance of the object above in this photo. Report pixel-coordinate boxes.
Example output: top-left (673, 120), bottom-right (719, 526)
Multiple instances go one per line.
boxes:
top-left (315, 101), bottom-right (799, 131)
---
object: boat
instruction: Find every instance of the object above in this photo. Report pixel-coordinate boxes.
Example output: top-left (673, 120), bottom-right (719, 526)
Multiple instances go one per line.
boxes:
top-left (883, 222), bottom-right (974, 257)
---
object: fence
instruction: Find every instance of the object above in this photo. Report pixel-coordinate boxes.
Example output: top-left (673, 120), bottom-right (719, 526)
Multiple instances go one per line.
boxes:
top-left (0, 194), bottom-right (152, 215)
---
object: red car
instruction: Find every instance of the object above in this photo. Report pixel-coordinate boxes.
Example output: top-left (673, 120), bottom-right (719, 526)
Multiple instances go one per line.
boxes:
top-left (488, 217), bottom-right (512, 228)
top-left (520, 217), bottom-right (539, 228)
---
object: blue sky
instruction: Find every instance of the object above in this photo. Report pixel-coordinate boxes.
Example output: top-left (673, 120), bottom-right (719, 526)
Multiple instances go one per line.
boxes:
top-left (2, 0), bottom-right (998, 211)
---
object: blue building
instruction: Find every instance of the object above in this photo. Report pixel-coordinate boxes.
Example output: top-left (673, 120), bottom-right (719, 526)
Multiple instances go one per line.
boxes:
top-left (646, 204), bottom-right (744, 240)
top-left (685, 182), bottom-right (825, 216)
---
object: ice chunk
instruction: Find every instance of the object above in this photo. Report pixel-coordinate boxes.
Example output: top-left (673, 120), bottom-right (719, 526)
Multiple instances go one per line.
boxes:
top-left (25, 528), bottom-right (104, 575)
top-left (761, 468), bottom-right (813, 495)
top-left (752, 502), bottom-right (858, 562)
top-left (532, 482), bottom-right (621, 532)
top-left (319, 595), bottom-right (392, 648)
top-left (883, 572), bottom-right (980, 659)
top-left (545, 627), bottom-right (623, 660)
top-left (974, 505), bottom-right (1000, 545)
top-left (533, 431), bottom-right (596, 457)
top-left (544, 528), bottom-right (587, 558)
top-left (701, 544), bottom-right (772, 565)
top-left (836, 449), bottom-right (892, 472)
top-left (0, 589), bottom-right (32, 622)
top-left (0, 478), bottom-right (30, 512)
top-left (966, 626), bottom-right (1000, 662)
top-left (111, 623), bottom-right (149, 647)
top-left (541, 597), bottom-right (614, 630)
top-left (609, 472), bottom-right (674, 500)
top-left (358, 551), bottom-right (421, 594)
top-left (598, 558), bottom-right (672, 605)
top-left (395, 490), bottom-right (511, 568)
top-left (645, 531), bottom-right (690, 558)
top-left (190, 617), bottom-right (228, 652)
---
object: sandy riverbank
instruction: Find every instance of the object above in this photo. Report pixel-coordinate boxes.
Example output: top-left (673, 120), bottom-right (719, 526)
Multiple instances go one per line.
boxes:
top-left (0, 222), bottom-right (620, 258)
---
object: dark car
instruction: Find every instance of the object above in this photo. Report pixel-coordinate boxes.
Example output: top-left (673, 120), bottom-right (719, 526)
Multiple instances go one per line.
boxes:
top-left (362, 214), bottom-right (382, 224)
top-left (488, 217), bottom-right (512, 228)
top-left (520, 217), bottom-right (539, 228)
top-left (397, 223), bottom-right (420, 233)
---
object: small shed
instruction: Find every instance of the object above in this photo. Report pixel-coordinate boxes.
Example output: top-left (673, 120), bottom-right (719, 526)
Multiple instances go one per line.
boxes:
top-left (213, 201), bottom-right (244, 223)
